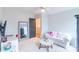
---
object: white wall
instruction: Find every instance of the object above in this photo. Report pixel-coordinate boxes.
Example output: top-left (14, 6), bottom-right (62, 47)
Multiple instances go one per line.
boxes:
top-left (0, 7), bottom-right (3, 21)
top-left (48, 8), bottom-right (79, 47)
top-left (0, 7), bottom-right (48, 38)
top-left (0, 8), bottom-right (2, 17)
top-left (41, 13), bottom-right (48, 35)
top-left (48, 8), bottom-right (79, 38)
top-left (1, 7), bottom-right (35, 37)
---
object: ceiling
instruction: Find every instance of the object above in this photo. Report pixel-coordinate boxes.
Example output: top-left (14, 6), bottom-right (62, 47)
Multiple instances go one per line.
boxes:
top-left (8, 7), bottom-right (76, 15)
top-left (45, 7), bottom-right (76, 15)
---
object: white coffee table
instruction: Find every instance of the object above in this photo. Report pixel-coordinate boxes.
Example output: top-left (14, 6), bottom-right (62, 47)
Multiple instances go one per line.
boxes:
top-left (39, 39), bottom-right (53, 52)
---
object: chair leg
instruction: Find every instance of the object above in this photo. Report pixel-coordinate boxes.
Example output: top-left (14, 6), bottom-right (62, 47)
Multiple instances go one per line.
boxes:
top-left (46, 46), bottom-right (49, 52)
top-left (39, 43), bottom-right (41, 49)
top-left (51, 45), bottom-right (53, 48)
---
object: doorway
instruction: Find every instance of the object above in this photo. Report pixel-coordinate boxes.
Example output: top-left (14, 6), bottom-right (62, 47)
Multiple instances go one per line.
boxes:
top-left (75, 15), bottom-right (79, 52)
top-left (29, 18), bottom-right (41, 38)
top-left (29, 18), bottom-right (36, 38)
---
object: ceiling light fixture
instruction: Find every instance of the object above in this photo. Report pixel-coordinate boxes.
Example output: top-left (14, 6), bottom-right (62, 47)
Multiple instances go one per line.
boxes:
top-left (41, 7), bottom-right (45, 12)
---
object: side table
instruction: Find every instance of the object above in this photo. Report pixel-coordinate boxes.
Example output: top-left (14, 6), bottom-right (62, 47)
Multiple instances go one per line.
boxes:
top-left (39, 39), bottom-right (53, 52)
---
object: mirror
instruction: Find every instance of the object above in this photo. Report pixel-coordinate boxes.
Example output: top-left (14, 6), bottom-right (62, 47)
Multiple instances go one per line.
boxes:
top-left (18, 21), bottom-right (28, 39)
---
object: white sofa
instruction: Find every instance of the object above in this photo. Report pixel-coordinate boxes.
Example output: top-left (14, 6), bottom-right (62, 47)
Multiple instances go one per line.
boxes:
top-left (45, 32), bottom-right (72, 48)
